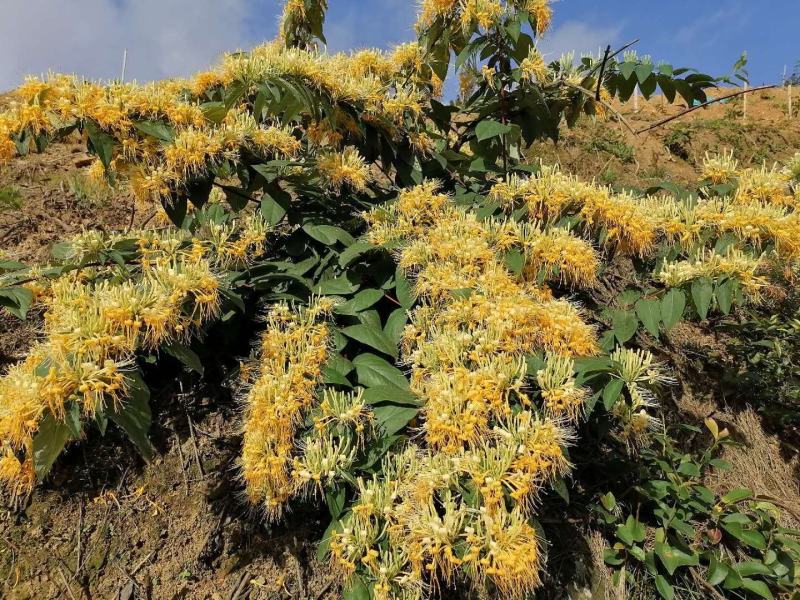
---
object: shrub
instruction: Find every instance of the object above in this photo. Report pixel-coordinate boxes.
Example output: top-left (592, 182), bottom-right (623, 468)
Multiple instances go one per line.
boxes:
top-left (0, 1), bottom-right (798, 599)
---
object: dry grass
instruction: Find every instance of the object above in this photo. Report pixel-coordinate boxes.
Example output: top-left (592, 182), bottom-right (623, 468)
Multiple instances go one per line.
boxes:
top-left (587, 530), bottom-right (626, 600)
top-left (707, 408), bottom-right (800, 529)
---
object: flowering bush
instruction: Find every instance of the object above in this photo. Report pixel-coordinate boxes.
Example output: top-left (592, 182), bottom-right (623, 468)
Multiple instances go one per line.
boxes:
top-left (1, 1), bottom-right (799, 598)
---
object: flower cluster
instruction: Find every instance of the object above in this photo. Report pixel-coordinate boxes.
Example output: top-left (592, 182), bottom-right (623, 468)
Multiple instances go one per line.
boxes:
top-left (0, 221), bottom-right (273, 495)
top-left (416, 0), bottom-right (552, 37)
top-left (0, 38), bottom-right (436, 210)
top-left (241, 297), bottom-right (378, 519)
top-left (342, 182), bottom-right (601, 597)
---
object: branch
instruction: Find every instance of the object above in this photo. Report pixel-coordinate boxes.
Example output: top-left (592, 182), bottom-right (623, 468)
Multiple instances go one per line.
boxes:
top-left (595, 45), bottom-right (611, 100)
top-left (586, 38), bottom-right (640, 79)
top-left (563, 82), bottom-right (636, 135)
top-left (635, 84), bottom-right (776, 134)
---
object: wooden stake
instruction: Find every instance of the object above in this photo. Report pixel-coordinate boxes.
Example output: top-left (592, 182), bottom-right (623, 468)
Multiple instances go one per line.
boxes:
top-left (120, 49), bottom-right (128, 83)
top-left (789, 84), bottom-right (794, 118)
top-left (633, 86), bottom-right (640, 113)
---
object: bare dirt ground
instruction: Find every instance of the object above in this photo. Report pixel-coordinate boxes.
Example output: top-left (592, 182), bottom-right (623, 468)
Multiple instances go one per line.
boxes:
top-left (1, 87), bottom-right (800, 599)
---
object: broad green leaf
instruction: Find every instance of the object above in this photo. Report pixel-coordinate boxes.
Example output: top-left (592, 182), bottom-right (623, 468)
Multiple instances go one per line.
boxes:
top-left (715, 279), bottom-right (734, 315)
top-left (334, 289), bottom-right (384, 315)
top-left (352, 353), bottom-right (408, 389)
top-left (316, 518), bottom-right (343, 562)
top-left (654, 541), bottom-right (699, 575)
top-left (163, 342), bottom-right (204, 375)
top-left (661, 289), bottom-right (686, 330)
top-left (635, 298), bottom-right (661, 337)
top-left (109, 372), bottom-right (155, 461)
top-left (707, 557), bottom-right (729, 586)
top-left (338, 241), bottom-right (374, 267)
top-left (740, 578), bottom-right (774, 600)
top-left (721, 488), bottom-right (752, 505)
top-left (394, 267), bottom-right (415, 309)
top-left (259, 195), bottom-right (287, 226)
top-left (616, 515), bottom-right (646, 545)
top-left (655, 574), bottom-right (674, 600)
top-left (32, 411), bottom-right (72, 479)
top-left (362, 384), bottom-right (419, 406)
top-left (302, 223), bottom-right (353, 246)
top-left (0, 286), bottom-right (34, 319)
top-left (612, 310), bottom-right (638, 343)
top-left (133, 120), bottom-right (175, 142)
top-left (603, 379), bottom-right (625, 411)
top-left (721, 522), bottom-right (766, 550)
top-left (342, 576), bottom-right (370, 600)
top-left (85, 120), bottom-right (115, 169)
top-left (691, 277), bottom-right (713, 319)
top-left (314, 277), bottom-right (359, 295)
top-left (325, 486), bottom-right (346, 518)
top-left (372, 404), bottom-right (418, 436)
top-left (383, 308), bottom-right (408, 346)
top-left (475, 119), bottom-right (512, 141)
top-left (341, 324), bottom-right (398, 358)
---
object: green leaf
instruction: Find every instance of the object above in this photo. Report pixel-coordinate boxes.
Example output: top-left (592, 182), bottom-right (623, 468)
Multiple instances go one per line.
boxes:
top-left (715, 279), bottom-right (734, 315)
top-left (84, 120), bottom-right (115, 169)
top-left (654, 541), bottom-right (699, 575)
top-left (394, 268), bottom-right (415, 310)
top-left (334, 289), bottom-right (384, 315)
top-left (740, 578), bottom-right (774, 600)
top-left (635, 298), bottom-right (661, 337)
top-left (372, 404), bottom-right (418, 437)
top-left (314, 277), bottom-right (358, 295)
top-left (475, 119), bottom-right (512, 141)
top-left (133, 120), bottom-right (175, 142)
top-left (302, 223), bottom-right (353, 246)
top-left (341, 324), bottom-right (398, 359)
top-left (383, 308), bottom-right (408, 346)
top-left (707, 557), bottom-right (729, 586)
top-left (259, 195), bottom-right (287, 226)
top-left (661, 289), bottom-right (686, 331)
top-left (721, 488), bottom-right (752, 505)
top-left (109, 372), bottom-right (155, 461)
top-left (0, 286), bottom-right (34, 319)
top-left (691, 277), bottom-right (713, 319)
top-left (603, 379), bottom-right (625, 411)
top-left (362, 384), bottom-right (419, 407)
top-left (339, 241), bottom-right (374, 267)
top-left (612, 310), bottom-right (638, 343)
top-left (32, 411), bottom-right (73, 479)
top-left (352, 353), bottom-right (408, 389)
top-left (201, 101), bottom-right (228, 124)
top-left (616, 515), bottom-right (646, 546)
top-left (722, 522), bottom-right (766, 550)
top-left (655, 574), bottom-right (674, 600)
top-left (316, 518), bottom-right (343, 562)
top-left (325, 486), bottom-right (346, 518)
top-left (342, 576), bottom-right (371, 600)
top-left (163, 342), bottom-right (204, 375)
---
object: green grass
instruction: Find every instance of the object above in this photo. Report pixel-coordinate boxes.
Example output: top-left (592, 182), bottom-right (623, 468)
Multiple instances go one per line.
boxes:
top-left (0, 185), bottom-right (23, 211)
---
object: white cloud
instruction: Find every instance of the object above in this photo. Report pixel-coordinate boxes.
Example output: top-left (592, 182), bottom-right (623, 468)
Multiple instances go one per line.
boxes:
top-left (539, 21), bottom-right (623, 62)
top-left (0, 0), bottom-right (259, 89)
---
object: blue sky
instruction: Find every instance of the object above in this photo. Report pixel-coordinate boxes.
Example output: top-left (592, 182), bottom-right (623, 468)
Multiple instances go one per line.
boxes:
top-left (0, 0), bottom-right (796, 91)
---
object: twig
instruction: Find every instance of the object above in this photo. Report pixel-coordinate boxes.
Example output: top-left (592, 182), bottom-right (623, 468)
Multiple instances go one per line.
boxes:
top-left (563, 82), bottom-right (637, 134)
top-left (140, 210), bottom-right (158, 229)
top-left (586, 38), bottom-right (640, 78)
top-left (125, 201), bottom-right (136, 235)
top-left (75, 500), bottom-right (84, 577)
top-left (228, 570), bottom-right (251, 600)
top-left (595, 45), bottom-right (612, 100)
top-left (690, 567), bottom-right (726, 600)
top-left (635, 84), bottom-right (777, 134)
top-left (131, 549), bottom-right (156, 575)
top-left (186, 414), bottom-right (206, 478)
top-left (314, 576), bottom-right (336, 600)
top-left (58, 567), bottom-right (78, 600)
top-left (174, 433), bottom-right (189, 495)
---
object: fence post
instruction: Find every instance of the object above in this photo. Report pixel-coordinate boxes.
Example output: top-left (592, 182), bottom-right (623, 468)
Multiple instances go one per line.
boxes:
top-left (121, 49), bottom-right (128, 83)
top-left (789, 84), bottom-right (794, 118)
top-left (742, 83), bottom-right (748, 121)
